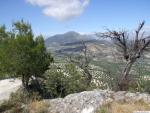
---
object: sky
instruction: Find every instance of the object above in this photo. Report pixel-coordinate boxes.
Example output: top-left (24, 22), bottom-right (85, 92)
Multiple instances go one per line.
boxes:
top-left (0, 0), bottom-right (150, 37)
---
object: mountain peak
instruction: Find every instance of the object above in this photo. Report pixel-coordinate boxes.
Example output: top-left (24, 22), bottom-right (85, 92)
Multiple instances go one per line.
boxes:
top-left (45, 31), bottom-right (99, 48)
top-left (64, 31), bottom-right (80, 35)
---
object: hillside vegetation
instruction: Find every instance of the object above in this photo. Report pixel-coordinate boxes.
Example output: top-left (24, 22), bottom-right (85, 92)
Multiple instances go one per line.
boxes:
top-left (0, 20), bottom-right (150, 113)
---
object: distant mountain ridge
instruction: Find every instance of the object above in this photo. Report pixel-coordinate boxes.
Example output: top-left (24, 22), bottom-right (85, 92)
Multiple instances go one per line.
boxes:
top-left (45, 31), bottom-right (114, 60)
top-left (45, 31), bottom-right (95, 47)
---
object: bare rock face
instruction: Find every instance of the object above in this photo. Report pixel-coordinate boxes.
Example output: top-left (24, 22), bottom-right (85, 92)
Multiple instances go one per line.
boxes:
top-left (45, 90), bottom-right (150, 113)
top-left (0, 78), bottom-right (22, 103)
top-left (45, 90), bottom-right (109, 113)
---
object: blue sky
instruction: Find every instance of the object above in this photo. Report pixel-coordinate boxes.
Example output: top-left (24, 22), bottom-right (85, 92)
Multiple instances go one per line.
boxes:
top-left (0, 0), bottom-right (150, 37)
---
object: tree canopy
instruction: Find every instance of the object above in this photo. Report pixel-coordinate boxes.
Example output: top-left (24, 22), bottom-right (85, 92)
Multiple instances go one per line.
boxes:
top-left (0, 20), bottom-right (53, 87)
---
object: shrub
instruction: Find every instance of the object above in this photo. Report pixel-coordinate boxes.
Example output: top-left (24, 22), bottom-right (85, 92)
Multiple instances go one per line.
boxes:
top-left (133, 61), bottom-right (150, 93)
top-left (43, 63), bottom-right (87, 98)
top-left (138, 78), bottom-right (150, 93)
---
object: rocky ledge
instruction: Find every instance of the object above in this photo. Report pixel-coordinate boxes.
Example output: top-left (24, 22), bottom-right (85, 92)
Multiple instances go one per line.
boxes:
top-left (45, 90), bottom-right (150, 113)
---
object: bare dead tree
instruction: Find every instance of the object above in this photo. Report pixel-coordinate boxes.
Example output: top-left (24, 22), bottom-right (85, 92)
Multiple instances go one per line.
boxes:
top-left (97, 21), bottom-right (150, 90)
top-left (67, 41), bottom-right (93, 86)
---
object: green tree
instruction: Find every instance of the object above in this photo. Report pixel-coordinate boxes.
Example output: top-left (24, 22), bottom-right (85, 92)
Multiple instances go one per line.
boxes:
top-left (0, 20), bottom-right (53, 87)
top-left (0, 25), bottom-right (15, 77)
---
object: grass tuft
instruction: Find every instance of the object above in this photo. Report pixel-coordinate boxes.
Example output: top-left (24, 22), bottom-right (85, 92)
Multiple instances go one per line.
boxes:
top-left (97, 101), bottom-right (150, 113)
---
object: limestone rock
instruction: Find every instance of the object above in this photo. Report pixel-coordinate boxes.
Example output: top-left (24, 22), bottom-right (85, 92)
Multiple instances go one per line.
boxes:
top-left (113, 91), bottom-right (126, 103)
top-left (45, 90), bottom-right (150, 113)
top-left (46, 90), bottom-right (105, 113)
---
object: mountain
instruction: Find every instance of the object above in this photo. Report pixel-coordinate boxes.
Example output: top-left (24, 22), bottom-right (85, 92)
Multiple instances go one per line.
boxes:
top-left (45, 31), bottom-right (95, 46)
top-left (45, 31), bottom-right (115, 61)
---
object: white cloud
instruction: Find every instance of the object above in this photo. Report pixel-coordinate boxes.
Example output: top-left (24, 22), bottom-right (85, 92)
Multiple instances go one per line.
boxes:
top-left (26, 0), bottom-right (90, 21)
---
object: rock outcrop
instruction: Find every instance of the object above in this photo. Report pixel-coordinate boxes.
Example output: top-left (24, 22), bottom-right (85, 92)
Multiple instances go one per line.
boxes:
top-left (0, 78), bottom-right (22, 103)
top-left (45, 90), bottom-right (150, 113)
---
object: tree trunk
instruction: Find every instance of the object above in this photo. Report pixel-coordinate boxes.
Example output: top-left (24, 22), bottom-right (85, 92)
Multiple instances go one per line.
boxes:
top-left (22, 74), bottom-right (29, 89)
top-left (84, 68), bottom-right (92, 86)
top-left (22, 75), bottom-right (25, 87)
top-left (118, 60), bottom-right (135, 91)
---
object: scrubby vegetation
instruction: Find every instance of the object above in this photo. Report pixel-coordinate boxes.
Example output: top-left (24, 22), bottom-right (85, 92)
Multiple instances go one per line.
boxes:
top-left (42, 63), bottom-right (87, 98)
top-left (0, 20), bottom-right (150, 112)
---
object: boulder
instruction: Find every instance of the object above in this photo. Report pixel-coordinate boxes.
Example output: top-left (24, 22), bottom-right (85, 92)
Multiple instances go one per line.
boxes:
top-left (45, 90), bottom-right (107, 113)
top-left (45, 90), bottom-right (150, 113)
top-left (0, 78), bottom-right (22, 103)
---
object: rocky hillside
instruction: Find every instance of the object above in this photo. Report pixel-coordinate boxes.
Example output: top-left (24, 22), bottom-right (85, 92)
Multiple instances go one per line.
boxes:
top-left (45, 31), bottom-right (93, 46)
top-left (45, 31), bottom-right (150, 62)
top-left (45, 31), bottom-right (116, 61)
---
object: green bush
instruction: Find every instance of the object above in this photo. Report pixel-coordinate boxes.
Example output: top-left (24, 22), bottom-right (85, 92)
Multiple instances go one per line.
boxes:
top-left (43, 63), bottom-right (87, 98)
top-left (137, 79), bottom-right (150, 93)
top-left (133, 61), bottom-right (150, 93)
